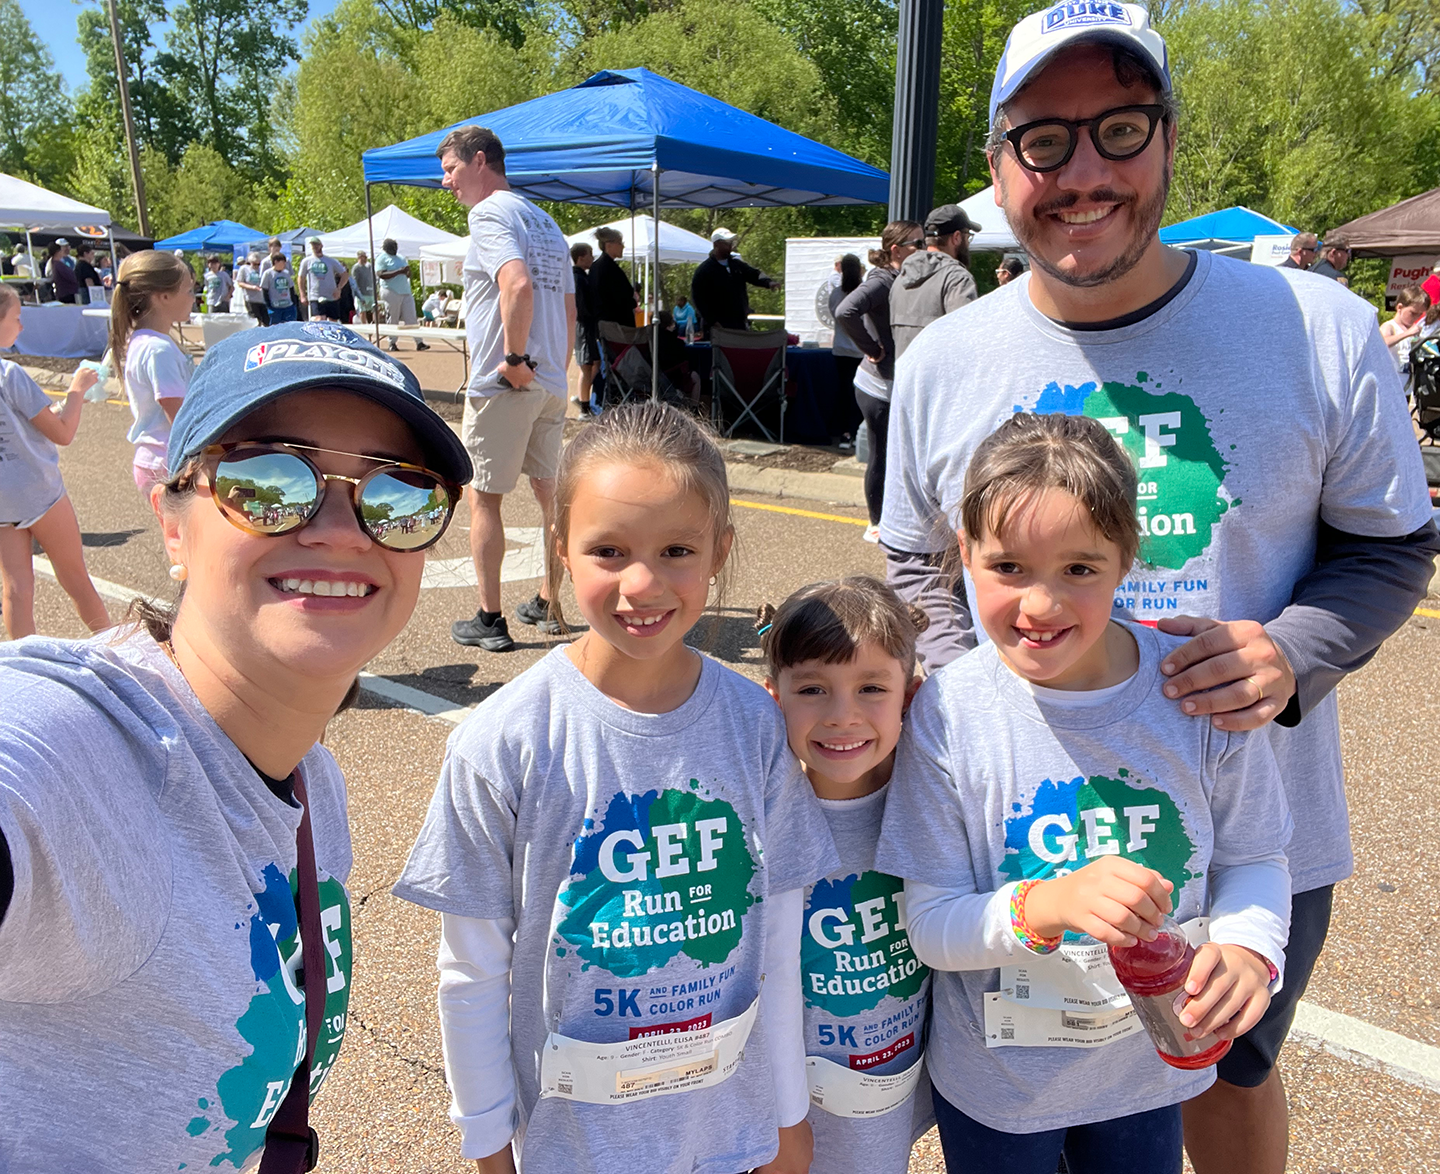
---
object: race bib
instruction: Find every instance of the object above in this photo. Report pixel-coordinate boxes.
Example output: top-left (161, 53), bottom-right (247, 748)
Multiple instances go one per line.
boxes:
top-left (999, 936), bottom-right (1129, 1014)
top-left (539, 993), bottom-right (758, 1105)
top-left (983, 993), bottom-right (1142, 1050)
top-left (984, 917), bottom-right (1211, 1049)
top-left (805, 1052), bottom-right (924, 1119)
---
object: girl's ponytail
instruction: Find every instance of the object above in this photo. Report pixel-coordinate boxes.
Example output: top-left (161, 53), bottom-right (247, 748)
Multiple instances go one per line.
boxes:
top-left (109, 250), bottom-right (193, 367)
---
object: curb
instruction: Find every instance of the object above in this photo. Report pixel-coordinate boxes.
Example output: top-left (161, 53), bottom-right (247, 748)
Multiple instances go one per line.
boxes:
top-left (724, 462), bottom-right (866, 509)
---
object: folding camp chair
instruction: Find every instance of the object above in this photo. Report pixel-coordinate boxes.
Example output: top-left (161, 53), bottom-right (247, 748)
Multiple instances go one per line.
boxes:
top-left (1409, 341), bottom-right (1440, 445)
top-left (710, 326), bottom-right (788, 443)
top-left (598, 321), bottom-right (653, 407)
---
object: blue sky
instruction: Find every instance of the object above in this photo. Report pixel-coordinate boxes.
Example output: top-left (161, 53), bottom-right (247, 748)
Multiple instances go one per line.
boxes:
top-left (20, 0), bottom-right (342, 91)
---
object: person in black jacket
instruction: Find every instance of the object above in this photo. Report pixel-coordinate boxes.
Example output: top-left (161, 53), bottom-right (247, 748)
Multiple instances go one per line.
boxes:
top-left (689, 227), bottom-right (781, 334)
top-left (588, 227), bottom-right (638, 329)
top-left (571, 241), bottom-right (602, 415)
top-left (834, 220), bottom-right (922, 537)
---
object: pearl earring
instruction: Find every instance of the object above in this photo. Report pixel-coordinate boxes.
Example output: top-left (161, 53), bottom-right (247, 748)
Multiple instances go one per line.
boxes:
top-left (169, 564), bottom-right (188, 581)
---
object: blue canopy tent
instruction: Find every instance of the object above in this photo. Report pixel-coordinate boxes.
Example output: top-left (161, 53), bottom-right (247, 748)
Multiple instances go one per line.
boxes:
top-left (1159, 207), bottom-right (1297, 256)
top-left (362, 68), bottom-right (889, 209)
top-left (153, 219), bottom-right (270, 254)
top-left (362, 68), bottom-right (889, 398)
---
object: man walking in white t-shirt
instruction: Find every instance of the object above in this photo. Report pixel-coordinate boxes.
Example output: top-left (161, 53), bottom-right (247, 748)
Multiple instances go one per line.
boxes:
top-left (438, 124), bottom-right (575, 653)
top-left (882, 6), bottom-right (1438, 1172)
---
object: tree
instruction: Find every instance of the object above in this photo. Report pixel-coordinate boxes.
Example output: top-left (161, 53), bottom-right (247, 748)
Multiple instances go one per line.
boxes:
top-left (0, 0), bottom-right (76, 190)
top-left (75, 0), bottom-right (196, 164)
top-left (1165, 0), bottom-right (1439, 232)
top-left (155, 0), bottom-right (309, 177)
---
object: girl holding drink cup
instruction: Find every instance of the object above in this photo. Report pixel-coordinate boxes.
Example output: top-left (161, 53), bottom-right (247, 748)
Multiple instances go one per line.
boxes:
top-left (874, 413), bottom-right (1293, 1173)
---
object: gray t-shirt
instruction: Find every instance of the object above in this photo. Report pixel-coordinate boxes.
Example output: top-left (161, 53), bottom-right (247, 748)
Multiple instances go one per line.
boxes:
top-left (0, 633), bottom-right (354, 1171)
top-left (298, 254), bottom-right (343, 301)
top-left (261, 268), bottom-right (294, 308)
top-left (0, 360), bottom-right (62, 523)
top-left (880, 250), bottom-right (1432, 894)
top-left (395, 646), bottom-right (838, 1174)
top-left (351, 261), bottom-right (375, 298)
top-left (463, 189), bottom-right (571, 399)
top-left (875, 623), bottom-right (1292, 1132)
top-left (804, 786), bottom-right (933, 1174)
top-left (236, 262), bottom-right (265, 304)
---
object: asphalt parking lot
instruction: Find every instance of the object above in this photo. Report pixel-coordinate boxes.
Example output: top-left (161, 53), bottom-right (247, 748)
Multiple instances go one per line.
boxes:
top-left (18, 382), bottom-right (1440, 1174)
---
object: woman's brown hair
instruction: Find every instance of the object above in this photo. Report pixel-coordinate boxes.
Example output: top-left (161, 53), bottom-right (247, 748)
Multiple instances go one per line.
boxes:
top-left (869, 220), bottom-right (921, 269)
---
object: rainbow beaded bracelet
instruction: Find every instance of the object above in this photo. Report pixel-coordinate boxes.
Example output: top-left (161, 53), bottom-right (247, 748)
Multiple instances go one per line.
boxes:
top-left (1010, 879), bottom-right (1063, 955)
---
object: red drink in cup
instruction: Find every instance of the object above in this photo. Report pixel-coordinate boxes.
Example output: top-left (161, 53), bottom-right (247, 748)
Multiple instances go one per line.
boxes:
top-left (1108, 916), bottom-right (1231, 1070)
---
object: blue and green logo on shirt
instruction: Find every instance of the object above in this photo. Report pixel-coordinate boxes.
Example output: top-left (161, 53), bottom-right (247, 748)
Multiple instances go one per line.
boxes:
top-left (554, 785), bottom-right (757, 978)
top-left (802, 870), bottom-right (927, 1017)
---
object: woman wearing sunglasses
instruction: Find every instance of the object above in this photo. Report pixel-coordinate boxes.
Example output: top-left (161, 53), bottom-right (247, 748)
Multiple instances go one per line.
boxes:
top-left (0, 323), bottom-right (470, 1172)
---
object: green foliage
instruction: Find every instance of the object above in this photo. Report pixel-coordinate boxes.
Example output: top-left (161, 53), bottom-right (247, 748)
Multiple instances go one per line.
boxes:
top-left (0, 0), bottom-right (76, 189)
top-left (1165, 0), bottom-right (1440, 233)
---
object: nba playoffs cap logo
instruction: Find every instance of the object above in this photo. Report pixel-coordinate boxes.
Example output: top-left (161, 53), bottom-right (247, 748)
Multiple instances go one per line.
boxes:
top-left (990, 3), bottom-right (1170, 125)
top-left (244, 339), bottom-right (408, 388)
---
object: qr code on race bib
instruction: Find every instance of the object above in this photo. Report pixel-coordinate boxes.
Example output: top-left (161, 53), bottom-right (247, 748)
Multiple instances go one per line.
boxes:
top-left (1015, 984), bottom-right (1030, 1000)
top-left (1001, 1028), bottom-right (1015, 1040)
top-left (558, 1081), bottom-right (573, 1095)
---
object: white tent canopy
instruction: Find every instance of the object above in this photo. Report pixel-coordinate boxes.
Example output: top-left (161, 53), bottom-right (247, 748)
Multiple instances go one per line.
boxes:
top-left (959, 186), bottom-right (1020, 252)
top-left (417, 212), bottom-right (714, 266)
top-left (318, 204), bottom-right (460, 259)
top-left (0, 173), bottom-right (110, 230)
top-left (567, 215), bottom-right (713, 264)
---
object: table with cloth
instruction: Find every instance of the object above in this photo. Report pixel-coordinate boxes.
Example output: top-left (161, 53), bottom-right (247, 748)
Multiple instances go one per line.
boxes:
top-left (681, 343), bottom-right (842, 444)
top-left (10, 304), bottom-right (108, 358)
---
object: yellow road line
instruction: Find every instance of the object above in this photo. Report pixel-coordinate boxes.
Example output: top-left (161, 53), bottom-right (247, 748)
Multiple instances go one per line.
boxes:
top-left (1417, 607), bottom-right (1440, 619)
top-left (730, 497), bottom-right (867, 526)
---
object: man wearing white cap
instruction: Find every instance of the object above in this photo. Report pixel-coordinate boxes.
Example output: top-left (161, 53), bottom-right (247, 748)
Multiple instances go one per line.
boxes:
top-left (690, 227), bottom-right (781, 333)
top-left (878, 5), bottom-right (1437, 1172)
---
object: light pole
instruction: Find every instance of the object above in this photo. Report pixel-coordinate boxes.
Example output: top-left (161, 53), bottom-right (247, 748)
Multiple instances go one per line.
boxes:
top-left (888, 0), bottom-right (943, 224)
top-left (106, 0), bottom-right (150, 237)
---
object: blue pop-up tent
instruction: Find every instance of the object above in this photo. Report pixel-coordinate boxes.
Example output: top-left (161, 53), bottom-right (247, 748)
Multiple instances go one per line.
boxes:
top-left (362, 68), bottom-right (888, 399)
top-left (153, 219), bottom-right (270, 253)
top-left (1159, 206), bottom-right (1297, 252)
top-left (362, 68), bottom-right (888, 209)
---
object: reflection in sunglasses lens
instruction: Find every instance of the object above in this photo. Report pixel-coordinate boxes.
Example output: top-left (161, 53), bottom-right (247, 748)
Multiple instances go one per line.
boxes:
top-left (214, 451), bottom-right (318, 534)
top-left (360, 470), bottom-right (451, 550)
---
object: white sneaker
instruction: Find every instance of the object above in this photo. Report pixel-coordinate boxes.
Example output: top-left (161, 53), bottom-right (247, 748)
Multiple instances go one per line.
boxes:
top-left (863, 524), bottom-right (881, 544)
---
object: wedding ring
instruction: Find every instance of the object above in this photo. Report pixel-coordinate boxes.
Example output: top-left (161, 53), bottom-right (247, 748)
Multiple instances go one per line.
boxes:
top-left (1250, 676), bottom-right (1265, 702)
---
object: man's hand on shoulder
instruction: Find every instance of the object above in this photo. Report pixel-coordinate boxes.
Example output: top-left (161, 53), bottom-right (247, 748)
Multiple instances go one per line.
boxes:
top-left (1156, 616), bottom-right (1296, 731)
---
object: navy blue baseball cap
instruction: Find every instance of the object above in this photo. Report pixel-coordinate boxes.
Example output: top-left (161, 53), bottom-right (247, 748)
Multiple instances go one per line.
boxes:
top-left (167, 322), bottom-right (472, 485)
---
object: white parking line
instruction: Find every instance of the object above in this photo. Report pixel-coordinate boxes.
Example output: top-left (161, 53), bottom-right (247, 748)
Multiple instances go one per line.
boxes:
top-left (1289, 1002), bottom-right (1440, 1094)
top-left (28, 554), bottom-right (1440, 1094)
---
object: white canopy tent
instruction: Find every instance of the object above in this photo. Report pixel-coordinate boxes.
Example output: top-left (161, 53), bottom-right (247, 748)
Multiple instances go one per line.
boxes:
top-left (318, 204), bottom-right (461, 260)
top-left (417, 213), bottom-right (713, 266)
top-left (958, 186), bottom-right (1020, 252)
top-left (0, 174), bottom-right (110, 230)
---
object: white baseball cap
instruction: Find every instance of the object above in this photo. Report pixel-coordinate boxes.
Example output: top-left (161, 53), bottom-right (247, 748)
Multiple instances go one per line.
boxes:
top-left (990, 3), bottom-right (1170, 126)
top-left (711, 227), bottom-right (738, 243)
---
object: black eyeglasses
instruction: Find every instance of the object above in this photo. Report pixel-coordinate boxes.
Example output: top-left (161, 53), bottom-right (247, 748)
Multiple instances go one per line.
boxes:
top-left (999, 105), bottom-right (1166, 173)
top-left (200, 442), bottom-right (458, 552)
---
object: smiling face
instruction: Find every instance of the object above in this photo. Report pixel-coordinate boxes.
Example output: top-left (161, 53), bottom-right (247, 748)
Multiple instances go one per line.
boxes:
top-left (767, 642), bottom-right (914, 798)
top-left (160, 389), bottom-right (429, 684)
top-left (963, 487), bottom-right (1133, 690)
top-left (440, 149), bottom-right (496, 208)
top-left (561, 460), bottom-right (731, 669)
top-left (990, 44), bottom-right (1173, 290)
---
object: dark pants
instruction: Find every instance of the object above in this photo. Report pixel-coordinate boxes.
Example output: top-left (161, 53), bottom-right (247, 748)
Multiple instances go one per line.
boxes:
top-left (1216, 884), bottom-right (1333, 1087)
top-left (268, 303), bottom-right (297, 325)
top-left (932, 1087), bottom-right (1183, 1174)
top-left (245, 300), bottom-right (270, 326)
top-left (832, 354), bottom-right (862, 437)
top-left (884, 546), bottom-right (976, 668)
top-left (855, 387), bottom-right (889, 525)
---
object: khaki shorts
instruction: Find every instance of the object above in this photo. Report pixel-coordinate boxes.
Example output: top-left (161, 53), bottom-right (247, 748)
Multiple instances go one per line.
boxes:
top-left (461, 388), bottom-right (566, 494)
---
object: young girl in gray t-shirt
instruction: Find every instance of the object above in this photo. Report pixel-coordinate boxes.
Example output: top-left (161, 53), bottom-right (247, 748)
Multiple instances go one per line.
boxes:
top-left (876, 412), bottom-right (1293, 1173)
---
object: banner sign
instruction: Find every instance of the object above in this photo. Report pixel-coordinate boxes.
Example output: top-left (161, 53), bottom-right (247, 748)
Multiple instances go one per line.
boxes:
top-left (1386, 255), bottom-right (1437, 299)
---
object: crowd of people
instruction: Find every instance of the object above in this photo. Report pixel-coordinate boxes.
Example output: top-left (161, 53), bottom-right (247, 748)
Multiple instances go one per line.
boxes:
top-left (1, 4), bottom-right (1438, 1174)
